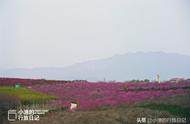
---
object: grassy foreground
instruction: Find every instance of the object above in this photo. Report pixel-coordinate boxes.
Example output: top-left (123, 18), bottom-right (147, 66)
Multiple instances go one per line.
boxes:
top-left (10, 93), bottom-right (190, 124)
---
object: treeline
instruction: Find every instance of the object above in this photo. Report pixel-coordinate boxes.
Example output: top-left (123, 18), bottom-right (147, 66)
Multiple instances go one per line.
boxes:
top-left (0, 77), bottom-right (74, 86)
top-left (125, 79), bottom-right (150, 83)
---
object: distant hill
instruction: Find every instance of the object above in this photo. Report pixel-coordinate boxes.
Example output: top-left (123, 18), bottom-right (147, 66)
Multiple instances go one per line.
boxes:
top-left (1, 52), bottom-right (190, 81)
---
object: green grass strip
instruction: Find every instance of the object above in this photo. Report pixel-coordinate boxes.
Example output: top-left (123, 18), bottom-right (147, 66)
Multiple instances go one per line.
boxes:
top-left (0, 86), bottom-right (56, 104)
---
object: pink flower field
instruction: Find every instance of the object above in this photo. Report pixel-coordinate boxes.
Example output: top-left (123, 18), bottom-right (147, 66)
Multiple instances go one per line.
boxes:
top-left (30, 82), bottom-right (190, 110)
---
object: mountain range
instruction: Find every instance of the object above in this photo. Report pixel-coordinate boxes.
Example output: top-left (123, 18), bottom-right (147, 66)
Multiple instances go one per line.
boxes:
top-left (1, 52), bottom-right (190, 82)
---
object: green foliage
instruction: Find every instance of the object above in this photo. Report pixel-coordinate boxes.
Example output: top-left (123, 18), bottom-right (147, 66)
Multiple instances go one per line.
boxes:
top-left (144, 79), bottom-right (150, 82)
top-left (124, 86), bottom-right (190, 92)
top-left (0, 86), bottom-right (56, 104)
top-left (139, 103), bottom-right (190, 118)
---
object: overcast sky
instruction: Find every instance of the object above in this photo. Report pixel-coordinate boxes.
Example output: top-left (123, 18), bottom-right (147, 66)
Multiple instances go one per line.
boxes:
top-left (0, 0), bottom-right (189, 69)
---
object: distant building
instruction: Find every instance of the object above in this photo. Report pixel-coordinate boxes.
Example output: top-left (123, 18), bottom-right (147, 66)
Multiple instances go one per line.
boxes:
top-left (182, 79), bottom-right (190, 83)
top-left (186, 79), bottom-right (190, 82)
top-left (169, 78), bottom-right (185, 83)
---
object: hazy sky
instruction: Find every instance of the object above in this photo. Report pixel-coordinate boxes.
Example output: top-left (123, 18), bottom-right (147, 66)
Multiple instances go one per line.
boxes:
top-left (0, 0), bottom-right (189, 68)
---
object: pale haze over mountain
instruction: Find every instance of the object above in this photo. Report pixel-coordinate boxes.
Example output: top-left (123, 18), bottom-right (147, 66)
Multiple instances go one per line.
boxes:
top-left (0, 0), bottom-right (190, 69)
top-left (1, 52), bottom-right (190, 82)
top-left (0, 1), bottom-right (189, 81)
